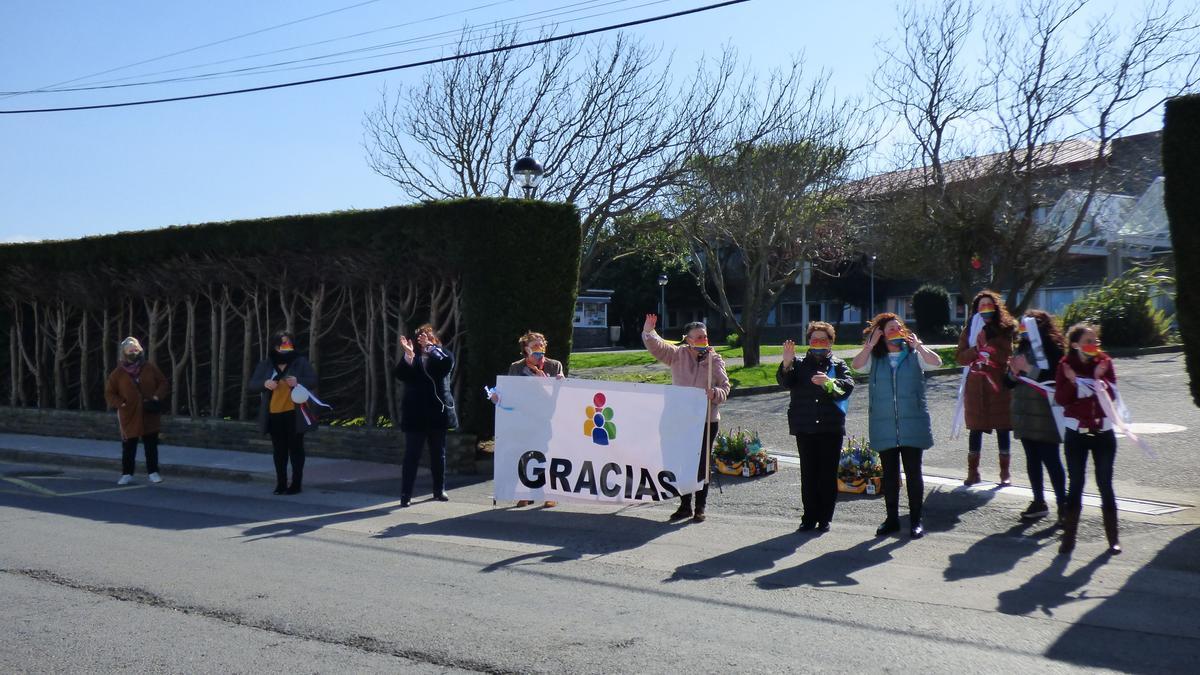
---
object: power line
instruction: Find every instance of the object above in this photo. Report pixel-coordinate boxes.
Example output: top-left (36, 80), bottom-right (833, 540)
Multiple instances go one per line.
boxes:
top-left (0, 0), bottom-right (391, 101)
top-left (3, 0), bottom-right (654, 95)
top-left (0, 0), bottom-right (749, 114)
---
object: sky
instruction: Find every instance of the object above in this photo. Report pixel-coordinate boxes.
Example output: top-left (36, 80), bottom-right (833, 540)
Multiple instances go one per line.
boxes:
top-left (0, 0), bottom-right (1165, 243)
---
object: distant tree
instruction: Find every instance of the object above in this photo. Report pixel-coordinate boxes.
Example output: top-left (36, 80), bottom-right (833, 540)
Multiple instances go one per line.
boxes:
top-left (1164, 94), bottom-right (1200, 405)
top-left (912, 284), bottom-right (952, 333)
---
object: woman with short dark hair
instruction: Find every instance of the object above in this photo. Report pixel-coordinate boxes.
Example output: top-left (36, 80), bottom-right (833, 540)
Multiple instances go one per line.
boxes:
top-left (778, 321), bottom-right (855, 532)
top-left (250, 331), bottom-right (319, 495)
top-left (393, 323), bottom-right (457, 508)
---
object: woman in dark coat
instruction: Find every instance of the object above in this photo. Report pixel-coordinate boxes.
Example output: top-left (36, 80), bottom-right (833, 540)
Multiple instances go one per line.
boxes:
top-left (104, 337), bottom-right (169, 485)
top-left (1005, 310), bottom-right (1067, 524)
top-left (956, 290), bottom-right (1017, 486)
top-left (776, 321), bottom-right (854, 532)
top-left (393, 323), bottom-right (457, 507)
top-left (250, 331), bottom-right (319, 495)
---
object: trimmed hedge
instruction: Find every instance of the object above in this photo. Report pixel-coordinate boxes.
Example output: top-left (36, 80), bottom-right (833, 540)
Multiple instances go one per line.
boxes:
top-left (1164, 95), bottom-right (1200, 406)
top-left (913, 284), bottom-right (950, 330)
top-left (0, 199), bottom-right (581, 437)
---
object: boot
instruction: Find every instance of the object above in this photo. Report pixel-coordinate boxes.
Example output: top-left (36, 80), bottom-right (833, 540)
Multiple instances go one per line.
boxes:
top-left (1058, 505), bottom-right (1080, 555)
top-left (998, 454), bottom-right (1012, 486)
top-left (1102, 507), bottom-right (1122, 555)
top-left (964, 452), bottom-right (982, 486)
top-left (285, 467), bottom-right (303, 495)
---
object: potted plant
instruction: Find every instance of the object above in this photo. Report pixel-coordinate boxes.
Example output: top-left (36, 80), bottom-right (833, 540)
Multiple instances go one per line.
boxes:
top-left (837, 435), bottom-right (883, 494)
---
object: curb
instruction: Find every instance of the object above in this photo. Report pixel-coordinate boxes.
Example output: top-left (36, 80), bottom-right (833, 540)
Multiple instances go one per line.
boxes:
top-left (0, 447), bottom-right (263, 483)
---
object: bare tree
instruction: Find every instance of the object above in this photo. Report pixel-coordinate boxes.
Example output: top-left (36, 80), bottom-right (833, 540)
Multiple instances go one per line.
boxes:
top-left (872, 0), bottom-right (1200, 311)
top-left (363, 28), bottom-right (744, 283)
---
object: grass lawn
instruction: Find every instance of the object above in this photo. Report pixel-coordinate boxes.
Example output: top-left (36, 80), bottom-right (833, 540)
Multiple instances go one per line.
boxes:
top-left (570, 343), bottom-right (870, 369)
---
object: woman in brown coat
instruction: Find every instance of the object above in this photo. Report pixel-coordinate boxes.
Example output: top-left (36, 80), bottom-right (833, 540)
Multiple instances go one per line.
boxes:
top-left (956, 290), bottom-right (1016, 485)
top-left (104, 337), bottom-right (169, 485)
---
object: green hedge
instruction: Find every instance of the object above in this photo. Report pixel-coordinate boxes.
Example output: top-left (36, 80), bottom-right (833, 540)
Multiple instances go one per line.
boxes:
top-left (1165, 95), bottom-right (1200, 406)
top-left (0, 199), bottom-right (581, 437)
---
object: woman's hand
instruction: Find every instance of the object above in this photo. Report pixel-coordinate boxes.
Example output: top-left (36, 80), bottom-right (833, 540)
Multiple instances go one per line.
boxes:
top-left (1062, 363), bottom-right (1077, 384)
top-left (782, 339), bottom-right (796, 364)
top-left (1095, 358), bottom-right (1110, 380)
top-left (1009, 354), bottom-right (1028, 375)
top-left (555, 372), bottom-right (565, 380)
top-left (904, 332), bottom-right (921, 350)
top-left (707, 387), bottom-right (719, 401)
top-left (284, 376), bottom-right (298, 388)
top-left (400, 335), bottom-right (415, 359)
top-left (811, 372), bottom-right (830, 386)
top-left (866, 328), bottom-right (882, 348)
top-left (264, 379), bottom-right (278, 391)
top-left (489, 392), bottom-right (500, 404)
top-left (643, 314), bottom-right (658, 333)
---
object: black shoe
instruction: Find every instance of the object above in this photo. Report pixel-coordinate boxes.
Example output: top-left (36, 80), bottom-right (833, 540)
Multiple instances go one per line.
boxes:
top-left (692, 510), bottom-right (707, 523)
top-left (816, 522), bottom-right (830, 533)
top-left (668, 506), bottom-right (693, 522)
top-left (797, 520), bottom-right (816, 532)
top-left (910, 523), bottom-right (925, 539)
top-left (273, 485), bottom-right (286, 495)
top-left (285, 485), bottom-right (302, 495)
top-left (434, 492), bottom-right (450, 502)
top-left (400, 496), bottom-right (411, 508)
top-left (876, 518), bottom-right (901, 536)
top-left (1020, 501), bottom-right (1050, 520)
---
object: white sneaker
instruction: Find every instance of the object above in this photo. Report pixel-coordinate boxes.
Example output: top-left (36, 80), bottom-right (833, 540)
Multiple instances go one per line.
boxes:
top-left (117, 474), bottom-right (134, 486)
top-left (148, 472), bottom-right (163, 484)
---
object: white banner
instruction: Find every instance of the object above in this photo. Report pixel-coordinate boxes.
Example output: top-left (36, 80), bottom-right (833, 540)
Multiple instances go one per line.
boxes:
top-left (492, 376), bottom-right (709, 504)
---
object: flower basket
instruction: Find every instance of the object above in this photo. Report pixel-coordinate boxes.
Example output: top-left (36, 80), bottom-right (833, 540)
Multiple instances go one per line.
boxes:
top-left (838, 435), bottom-right (883, 495)
top-left (712, 428), bottom-right (774, 478)
top-left (715, 458), bottom-right (744, 476)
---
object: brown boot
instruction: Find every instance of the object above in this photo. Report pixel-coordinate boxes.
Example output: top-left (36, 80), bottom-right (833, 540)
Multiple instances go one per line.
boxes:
top-left (1102, 507), bottom-right (1122, 554)
top-left (998, 454), bottom-right (1012, 486)
top-left (964, 452), bottom-right (982, 486)
top-left (1059, 505), bottom-right (1080, 555)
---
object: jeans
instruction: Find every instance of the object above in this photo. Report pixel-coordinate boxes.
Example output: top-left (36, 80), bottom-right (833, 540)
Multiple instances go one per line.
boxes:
top-left (1064, 429), bottom-right (1117, 512)
top-left (679, 422), bottom-right (719, 513)
top-left (402, 428), bottom-right (448, 499)
top-left (120, 432), bottom-right (159, 475)
top-left (969, 429), bottom-right (1011, 455)
top-left (1022, 438), bottom-right (1066, 506)
top-left (796, 432), bottom-right (843, 524)
top-left (880, 446), bottom-right (924, 523)
top-left (268, 411), bottom-right (305, 488)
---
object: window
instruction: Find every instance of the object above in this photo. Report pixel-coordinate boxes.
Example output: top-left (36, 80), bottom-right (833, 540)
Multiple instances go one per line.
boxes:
top-left (952, 294), bottom-right (967, 320)
top-left (573, 300), bottom-right (608, 328)
top-left (889, 297), bottom-right (914, 320)
top-left (781, 303), bottom-right (804, 325)
top-left (1044, 288), bottom-right (1088, 315)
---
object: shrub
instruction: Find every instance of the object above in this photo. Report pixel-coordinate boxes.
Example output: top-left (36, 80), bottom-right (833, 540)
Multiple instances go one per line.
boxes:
top-left (912, 284), bottom-right (951, 331)
top-left (725, 332), bottom-right (742, 348)
top-left (1060, 266), bottom-right (1174, 348)
top-left (1165, 94), bottom-right (1200, 405)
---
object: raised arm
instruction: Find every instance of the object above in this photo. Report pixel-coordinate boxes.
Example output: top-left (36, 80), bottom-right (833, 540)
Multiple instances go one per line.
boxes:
top-left (641, 313), bottom-right (679, 366)
top-left (851, 328), bottom-right (879, 371)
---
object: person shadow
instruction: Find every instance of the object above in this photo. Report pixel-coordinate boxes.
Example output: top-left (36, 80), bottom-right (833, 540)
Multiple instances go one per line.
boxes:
top-left (240, 506), bottom-right (398, 541)
top-left (943, 521), bottom-right (1059, 582)
top-left (663, 532), bottom-right (808, 583)
top-left (995, 553), bottom-right (1109, 617)
top-left (754, 537), bottom-right (908, 589)
top-left (373, 507), bottom-right (675, 573)
top-left (921, 484), bottom-right (999, 534)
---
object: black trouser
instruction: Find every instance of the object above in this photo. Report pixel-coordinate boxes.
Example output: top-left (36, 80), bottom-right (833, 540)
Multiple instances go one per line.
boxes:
top-left (402, 428), bottom-right (447, 499)
top-left (1065, 429), bottom-right (1117, 512)
top-left (969, 429), bottom-right (1011, 455)
top-left (268, 411), bottom-right (305, 489)
top-left (679, 422), bottom-right (719, 513)
top-left (1022, 438), bottom-right (1066, 507)
top-left (120, 432), bottom-right (159, 475)
top-left (796, 432), bottom-right (843, 524)
top-left (880, 446), bottom-right (924, 523)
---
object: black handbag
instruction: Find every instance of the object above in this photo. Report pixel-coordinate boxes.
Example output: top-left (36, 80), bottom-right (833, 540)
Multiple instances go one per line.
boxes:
top-left (143, 398), bottom-right (163, 415)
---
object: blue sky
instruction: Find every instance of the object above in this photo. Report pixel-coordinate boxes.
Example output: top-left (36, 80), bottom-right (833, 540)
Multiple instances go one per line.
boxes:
top-left (0, 0), bottom-right (1152, 242)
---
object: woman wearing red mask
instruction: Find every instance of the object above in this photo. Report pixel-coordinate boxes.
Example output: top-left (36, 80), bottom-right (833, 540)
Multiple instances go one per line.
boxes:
top-left (1054, 324), bottom-right (1121, 555)
top-left (956, 290), bottom-right (1017, 486)
top-left (504, 331), bottom-right (564, 508)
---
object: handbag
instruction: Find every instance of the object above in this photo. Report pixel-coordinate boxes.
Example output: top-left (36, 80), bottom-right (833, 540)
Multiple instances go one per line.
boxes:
top-left (143, 398), bottom-right (163, 415)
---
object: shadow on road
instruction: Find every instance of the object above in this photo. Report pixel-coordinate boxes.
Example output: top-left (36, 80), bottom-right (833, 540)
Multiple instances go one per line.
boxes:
top-left (1040, 526), bottom-right (1200, 673)
top-left (921, 484), bottom-right (998, 533)
top-left (373, 507), bottom-right (677, 572)
top-left (664, 531), bottom-right (809, 583)
top-left (943, 521), bottom-right (1058, 582)
top-left (753, 537), bottom-right (907, 589)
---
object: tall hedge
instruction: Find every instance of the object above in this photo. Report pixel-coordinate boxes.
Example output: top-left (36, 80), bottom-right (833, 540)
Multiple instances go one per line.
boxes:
top-left (912, 284), bottom-right (951, 331)
top-left (1164, 95), bottom-right (1200, 406)
top-left (0, 199), bottom-right (581, 437)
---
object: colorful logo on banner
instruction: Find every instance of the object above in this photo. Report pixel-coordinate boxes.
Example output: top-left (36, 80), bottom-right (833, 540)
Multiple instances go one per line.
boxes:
top-left (583, 392), bottom-right (618, 445)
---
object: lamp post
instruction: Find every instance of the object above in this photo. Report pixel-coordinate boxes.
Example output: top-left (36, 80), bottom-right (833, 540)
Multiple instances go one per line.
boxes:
top-left (869, 254), bottom-right (877, 320)
top-left (512, 156), bottom-right (544, 199)
top-left (799, 261), bottom-right (813, 328)
top-left (657, 273), bottom-right (668, 326)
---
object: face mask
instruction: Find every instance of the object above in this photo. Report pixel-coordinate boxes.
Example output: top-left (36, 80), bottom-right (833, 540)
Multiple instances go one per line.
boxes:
top-left (888, 338), bottom-right (907, 348)
top-left (808, 348), bottom-right (830, 357)
top-left (979, 309), bottom-right (996, 321)
top-left (690, 338), bottom-right (710, 352)
top-left (1080, 344), bottom-right (1101, 358)
top-left (530, 351), bottom-right (545, 360)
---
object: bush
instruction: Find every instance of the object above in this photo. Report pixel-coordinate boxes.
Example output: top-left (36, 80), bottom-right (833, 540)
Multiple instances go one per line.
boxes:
top-left (1165, 94), bottom-right (1200, 405)
top-left (725, 332), bottom-right (742, 348)
top-left (1060, 266), bottom-right (1174, 348)
top-left (912, 284), bottom-right (951, 332)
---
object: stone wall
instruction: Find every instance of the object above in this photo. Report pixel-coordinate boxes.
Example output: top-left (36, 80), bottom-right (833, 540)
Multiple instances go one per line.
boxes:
top-left (0, 407), bottom-right (480, 473)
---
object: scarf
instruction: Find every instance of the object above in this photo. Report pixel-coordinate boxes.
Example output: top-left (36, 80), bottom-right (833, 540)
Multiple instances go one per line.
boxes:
top-left (524, 356), bottom-right (547, 377)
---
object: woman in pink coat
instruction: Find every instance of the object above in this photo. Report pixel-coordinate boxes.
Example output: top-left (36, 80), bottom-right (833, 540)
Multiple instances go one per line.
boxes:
top-left (641, 314), bottom-right (731, 523)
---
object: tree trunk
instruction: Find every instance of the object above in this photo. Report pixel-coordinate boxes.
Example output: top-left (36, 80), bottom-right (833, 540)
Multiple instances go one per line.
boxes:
top-left (741, 322), bottom-right (762, 367)
top-left (238, 306), bottom-right (253, 421)
top-left (187, 297), bottom-right (198, 417)
top-left (215, 296), bottom-right (229, 418)
top-left (9, 323), bottom-right (19, 407)
top-left (78, 310), bottom-right (90, 410)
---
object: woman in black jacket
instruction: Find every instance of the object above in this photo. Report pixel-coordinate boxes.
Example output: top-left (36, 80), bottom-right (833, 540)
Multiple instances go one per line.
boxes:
top-left (1005, 310), bottom-right (1067, 524)
top-left (776, 321), bottom-right (855, 532)
top-left (250, 331), bottom-right (319, 495)
top-left (393, 323), bottom-right (457, 507)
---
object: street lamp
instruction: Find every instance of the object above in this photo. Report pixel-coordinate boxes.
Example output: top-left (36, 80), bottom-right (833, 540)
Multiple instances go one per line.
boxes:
top-left (657, 273), bottom-right (668, 326)
top-left (799, 261), bottom-right (813, 329)
top-left (513, 156), bottom-right (544, 199)
top-left (869, 254), bottom-right (877, 320)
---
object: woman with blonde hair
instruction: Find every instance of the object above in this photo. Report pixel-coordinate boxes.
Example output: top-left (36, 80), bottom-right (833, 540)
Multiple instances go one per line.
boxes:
top-left (104, 337), bottom-right (169, 485)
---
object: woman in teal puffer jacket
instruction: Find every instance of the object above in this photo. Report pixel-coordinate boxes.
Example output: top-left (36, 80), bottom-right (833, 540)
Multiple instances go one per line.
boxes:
top-left (852, 313), bottom-right (943, 539)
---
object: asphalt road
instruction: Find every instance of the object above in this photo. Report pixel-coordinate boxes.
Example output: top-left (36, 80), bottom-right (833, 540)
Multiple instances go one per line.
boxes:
top-left (2, 354), bottom-right (1197, 673)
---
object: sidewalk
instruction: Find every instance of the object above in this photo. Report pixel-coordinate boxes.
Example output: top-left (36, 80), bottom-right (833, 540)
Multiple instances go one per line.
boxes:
top-left (0, 432), bottom-right (402, 486)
